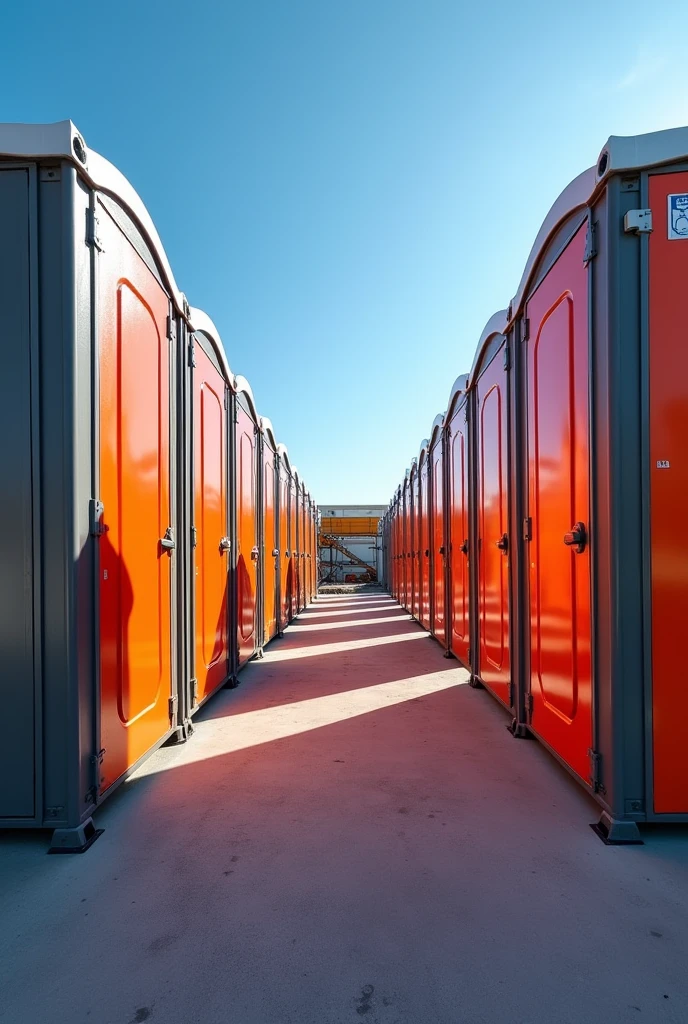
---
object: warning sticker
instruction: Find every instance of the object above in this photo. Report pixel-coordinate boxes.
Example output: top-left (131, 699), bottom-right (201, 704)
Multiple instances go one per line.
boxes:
top-left (668, 193), bottom-right (688, 239)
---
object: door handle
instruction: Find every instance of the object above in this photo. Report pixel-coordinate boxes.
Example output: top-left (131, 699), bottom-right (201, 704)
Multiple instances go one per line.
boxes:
top-left (251, 546), bottom-right (260, 561)
top-left (219, 536), bottom-right (231, 553)
top-left (285, 550), bottom-right (291, 557)
top-left (425, 549), bottom-right (430, 557)
top-left (272, 548), bottom-right (280, 557)
top-left (496, 533), bottom-right (508, 553)
top-left (564, 522), bottom-right (587, 554)
top-left (160, 527), bottom-right (175, 553)
top-left (439, 546), bottom-right (445, 555)
top-left (460, 539), bottom-right (469, 555)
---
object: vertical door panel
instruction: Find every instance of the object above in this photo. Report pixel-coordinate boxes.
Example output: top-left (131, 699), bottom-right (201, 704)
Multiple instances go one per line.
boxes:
top-left (526, 223), bottom-right (591, 782)
top-left (193, 346), bottom-right (229, 702)
top-left (420, 459), bottom-right (431, 627)
top-left (279, 466), bottom-right (290, 626)
top-left (410, 474), bottom-right (419, 617)
top-left (432, 445), bottom-right (445, 642)
top-left (0, 169), bottom-right (35, 817)
top-left (448, 406), bottom-right (470, 665)
top-left (99, 203), bottom-right (172, 791)
top-left (237, 407), bottom-right (258, 665)
top-left (263, 450), bottom-right (278, 642)
top-left (649, 171), bottom-right (688, 813)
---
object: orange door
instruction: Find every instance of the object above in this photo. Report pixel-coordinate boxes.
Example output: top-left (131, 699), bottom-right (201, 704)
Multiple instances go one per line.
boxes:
top-left (98, 201), bottom-right (173, 792)
top-left (300, 492), bottom-right (307, 608)
top-left (648, 172), bottom-right (688, 813)
top-left (432, 444), bottom-right (446, 643)
top-left (420, 458), bottom-right (431, 628)
top-left (288, 477), bottom-right (297, 619)
top-left (236, 404), bottom-right (258, 665)
top-left (278, 464), bottom-right (290, 627)
top-left (193, 344), bottom-right (229, 704)
top-left (447, 404), bottom-right (470, 666)
top-left (476, 348), bottom-right (510, 703)
top-left (526, 223), bottom-right (591, 781)
top-left (263, 445), bottom-right (278, 644)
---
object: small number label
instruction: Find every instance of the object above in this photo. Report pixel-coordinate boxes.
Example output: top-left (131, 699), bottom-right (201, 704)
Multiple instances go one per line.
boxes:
top-left (656, 460), bottom-right (670, 469)
top-left (103, 569), bottom-right (109, 579)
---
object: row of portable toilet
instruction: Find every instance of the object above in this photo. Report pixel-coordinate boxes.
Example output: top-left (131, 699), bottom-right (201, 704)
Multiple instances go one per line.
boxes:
top-left (0, 121), bottom-right (318, 850)
top-left (382, 124), bottom-right (688, 842)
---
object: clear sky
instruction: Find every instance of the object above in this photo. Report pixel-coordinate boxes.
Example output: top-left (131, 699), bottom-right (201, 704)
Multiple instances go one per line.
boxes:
top-left (1, 1), bottom-right (686, 503)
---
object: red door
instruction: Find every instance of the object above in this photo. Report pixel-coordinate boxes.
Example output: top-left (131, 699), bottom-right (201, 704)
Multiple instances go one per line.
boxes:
top-left (432, 442), bottom-right (446, 643)
top-left (236, 404), bottom-right (258, 665)
top-left (420, 457), bottom-right (431, 628)
top-left (648, 172), bottom-right (688, 813)
top-left (448, 403), bottom-right (470, 666)
top-left (411, 471), bottom-right (420, 618)
top-left (263, 444), bottom-right (278, 644)
top-left (525, 223), bottom-right (591, 782)
top-left (98, 200), bottom-right (173, 792)
top-left (193, 343), bottom-right (229, 704)
top-left (476, 346), bottom-right (510, 704)
top-left (403, 481), bottom-right (412, 609)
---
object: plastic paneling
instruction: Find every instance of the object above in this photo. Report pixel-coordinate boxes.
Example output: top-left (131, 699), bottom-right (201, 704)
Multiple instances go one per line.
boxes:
top-left (193, 344), bottom-right (229, 703)
top-left (648, 171), bottom-right (688, 813)
top-left (476, 347), bottom-right (510, 703)
top-left (98, 201), bottom-right (172, 792)
top-left (525, 224), bottom-right (591, 782)
top-left (447, 405), bottom-right (470, 666)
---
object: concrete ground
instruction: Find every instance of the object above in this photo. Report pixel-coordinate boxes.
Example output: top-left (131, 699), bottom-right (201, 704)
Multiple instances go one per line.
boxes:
top-left (1, 594), bottom-right (688, 1024)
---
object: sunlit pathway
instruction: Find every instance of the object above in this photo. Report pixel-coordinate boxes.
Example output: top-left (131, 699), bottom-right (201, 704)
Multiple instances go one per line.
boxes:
top-left (1, 592), bottom-right (687, 1024)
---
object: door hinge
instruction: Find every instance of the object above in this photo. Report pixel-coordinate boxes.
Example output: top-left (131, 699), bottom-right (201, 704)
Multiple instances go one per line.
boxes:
top-left (583, 221), bottom-right (597, 264)
top-left (168, 695), bottom-right (178, 720)
top-left (191, 525), bottom-right (197, 548)
top-left (89, 498), bottom-right (108, 537)
top-left (521, 317), bottom-right (530, 343)
top-left (525, 693), bottom-right (534, 719)
top-left (86, 207), bottom-right (104, 252)
top-left (624, 209), bottom-right (653, 234)
top-left (188, 339), bottom-right (196, 367)
top-left (503, 345), bottom-right (511, 370)
top-left (588, 748), bottom-right (602, 793)
top-left (523, 517), bottom-right (532, 541)
top-left (506, 681), bottom-right (514, 708)
top-left (466, 646), bottom-right (471, 664)
top-left (90, 748), bottom-right (106, 792)
top-left (191, 678), bottom-right (198, 706)
top-left (167, 315), bottom-right (178, 344)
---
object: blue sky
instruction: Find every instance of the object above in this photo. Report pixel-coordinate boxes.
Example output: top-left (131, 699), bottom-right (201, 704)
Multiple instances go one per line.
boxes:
top-left (2, 1), bottom-right (687, 503)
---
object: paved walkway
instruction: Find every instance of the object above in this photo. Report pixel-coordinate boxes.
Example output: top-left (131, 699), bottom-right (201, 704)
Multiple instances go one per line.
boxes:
top-left (1, 593), bottom-right (687, 1024)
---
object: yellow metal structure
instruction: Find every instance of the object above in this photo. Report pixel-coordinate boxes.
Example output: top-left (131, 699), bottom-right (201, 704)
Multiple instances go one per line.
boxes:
top-left (320, 516), bottom-right (380, 536)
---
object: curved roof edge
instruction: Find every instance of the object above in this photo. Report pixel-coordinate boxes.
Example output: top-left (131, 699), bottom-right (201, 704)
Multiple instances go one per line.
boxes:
top-left (469, 310), bottom-right (509, 382)
top-left (0, 121), bottom-right (191, 321)
top-left (417, 438), bottom-right (430, 463)
top-left (508, 167), bottom-right (595, 325)
top-left (446, 373), bottom-right (470, 418)
top-left (188, 306), bottom-right (234, 384)
top-left (234, 374), bottom-right (259, 423)
top-left (598, 124), bottom-right (688, 183)
top-left (429, 413), bottom-right (445, 447)
top-left (277, 443), bottom-right (293, 473)
top-left (260, 416), bottom-right (278, 451)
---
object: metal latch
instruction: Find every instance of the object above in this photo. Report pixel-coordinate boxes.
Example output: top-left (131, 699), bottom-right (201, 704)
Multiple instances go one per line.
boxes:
top-left (86, 207), bottom-right (104, 252)
top-left (191, 526), bottom-right (197, 548)
top-left (89, 498), bottom-right (108, 537)
top-left (169, 695), bottom-right (178, 719)
top-left (160, 527), bottom-right (175, 552)
top-left (588, 748), bottom-right (602, 792)
top-left (219, 536), bottom-right (231, 553)
top-left (624, 209), bottom-right (652, 234)
top-left (523, 517), bottom-right (532, 541)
